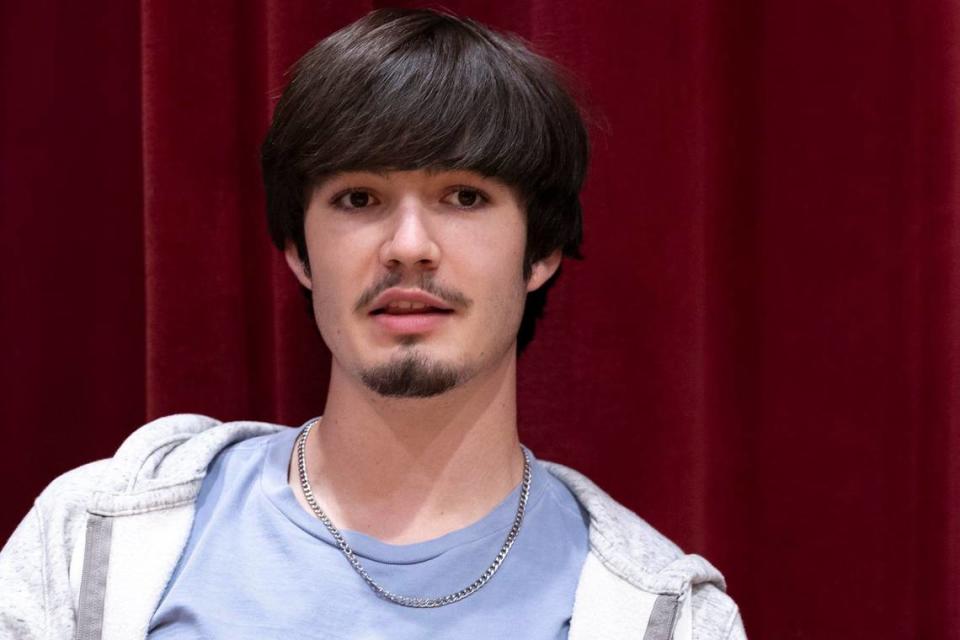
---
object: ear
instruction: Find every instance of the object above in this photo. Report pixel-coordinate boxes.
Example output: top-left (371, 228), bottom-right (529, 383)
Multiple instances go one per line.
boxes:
top-left (525, 249), bottom-right (563, 293)
top-left (284, 243), bottom-right (313, 290)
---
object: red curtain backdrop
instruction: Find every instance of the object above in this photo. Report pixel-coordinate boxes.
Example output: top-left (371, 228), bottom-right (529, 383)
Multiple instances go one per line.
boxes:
top-left (2, 1), bottom-right (958, 637)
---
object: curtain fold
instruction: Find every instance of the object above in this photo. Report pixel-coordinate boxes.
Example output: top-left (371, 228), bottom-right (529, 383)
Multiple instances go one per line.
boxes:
top-left (2, 1), bottom-right (957, 636)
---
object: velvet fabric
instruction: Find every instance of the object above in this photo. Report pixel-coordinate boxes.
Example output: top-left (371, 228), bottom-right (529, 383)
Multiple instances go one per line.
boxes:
top-left (2, 1), bottom-right (957, 637)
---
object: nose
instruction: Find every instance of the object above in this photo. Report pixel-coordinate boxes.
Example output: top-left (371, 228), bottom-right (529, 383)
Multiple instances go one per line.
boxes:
top-left (379, 197), bottom-right (441, 273)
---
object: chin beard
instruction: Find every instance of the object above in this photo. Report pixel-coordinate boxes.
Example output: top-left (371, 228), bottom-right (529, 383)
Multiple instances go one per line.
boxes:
top-left (359, 351), bottom-right (462, 398)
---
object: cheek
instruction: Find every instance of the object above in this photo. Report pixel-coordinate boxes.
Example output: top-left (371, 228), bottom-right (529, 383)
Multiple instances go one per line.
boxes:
top-left (469, 251), bottom-right (529, 330)
top-left (302, 245), bottom-right (365, 343)
top-left (449, 212), bottom-right (526, 271)
top-left (307, 280), bottom-right (342, 348)
top-left (445, 217), bottom-right (527, 320)
top-left (303, 219), bottom-right (373, 305)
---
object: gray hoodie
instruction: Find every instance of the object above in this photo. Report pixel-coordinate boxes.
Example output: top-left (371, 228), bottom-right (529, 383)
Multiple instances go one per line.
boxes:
top-left (0, 414), bottom-right (746, 639)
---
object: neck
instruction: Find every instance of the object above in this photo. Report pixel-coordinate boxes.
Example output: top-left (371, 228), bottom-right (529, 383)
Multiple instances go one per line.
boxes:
top-left (290, 349), bottom-right (525, 545)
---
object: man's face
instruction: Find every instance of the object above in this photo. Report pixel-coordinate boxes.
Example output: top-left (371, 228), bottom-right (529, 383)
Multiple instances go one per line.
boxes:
top-left (286, 169), bottom-right (560, 398)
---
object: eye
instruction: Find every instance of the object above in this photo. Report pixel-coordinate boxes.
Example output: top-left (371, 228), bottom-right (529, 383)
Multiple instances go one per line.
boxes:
top-left (331, 189), bottom-right (379, 210)
top-left (443, 187), bottom-right (487, 209)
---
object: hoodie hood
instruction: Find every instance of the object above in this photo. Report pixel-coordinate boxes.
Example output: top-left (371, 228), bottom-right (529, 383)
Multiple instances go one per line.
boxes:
top-left (86, 414), bottom-right (283, 516)
top-left (543, 461), bottom-right (727, 596)
top-left (1, 413), bottom-right (742, 640)
top-left (87, 414), bottom-right (725, 596)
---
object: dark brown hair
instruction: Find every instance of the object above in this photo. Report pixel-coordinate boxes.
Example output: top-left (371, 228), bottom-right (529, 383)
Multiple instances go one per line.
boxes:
top-left (261, 8), bottom-right (589, 354)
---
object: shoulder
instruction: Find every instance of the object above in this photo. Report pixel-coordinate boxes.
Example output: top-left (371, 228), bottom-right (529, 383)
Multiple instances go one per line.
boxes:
top-left (542, 461), bottom-right (744, 638)
top-left (33, 413), bottom-right (289, 520)
top-left (692, 583), bottom-right (746, 639)
top-left (541, 461), bottom-right (714, 591)
top-left (1, 415), bottom-right (292, 637)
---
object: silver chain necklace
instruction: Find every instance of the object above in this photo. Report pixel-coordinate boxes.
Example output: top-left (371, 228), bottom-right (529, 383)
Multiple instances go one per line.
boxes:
top-left (295, 421), bottom-right (532, 608)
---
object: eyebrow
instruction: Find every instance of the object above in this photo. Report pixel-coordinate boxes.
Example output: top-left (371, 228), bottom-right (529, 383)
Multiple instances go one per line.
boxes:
top-left (310, 170), bottom-right (391, 193)
top-left (311, 168), bottom-right (498, 192)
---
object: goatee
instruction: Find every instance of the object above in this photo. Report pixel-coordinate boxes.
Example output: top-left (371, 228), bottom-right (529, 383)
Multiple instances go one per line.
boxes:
top-left (359, 352), bottom-right (461, 398)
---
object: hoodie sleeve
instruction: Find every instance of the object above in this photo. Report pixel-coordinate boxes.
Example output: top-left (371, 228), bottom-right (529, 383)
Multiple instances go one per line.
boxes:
top-left (1, 468), bottom-right (100, 640)
top-left (692, 582), bottom-right (747, 639)
top-left (725, 608), bottom-right (747, 639)
top-left (0, 506), bottom-right (49, 639)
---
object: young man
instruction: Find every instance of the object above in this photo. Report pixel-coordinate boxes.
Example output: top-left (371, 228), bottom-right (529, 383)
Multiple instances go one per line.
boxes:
top-left (0, 8), bottom-right (745, 639)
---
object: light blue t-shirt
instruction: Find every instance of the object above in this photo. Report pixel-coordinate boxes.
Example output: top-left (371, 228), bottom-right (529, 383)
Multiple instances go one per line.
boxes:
top-left (148, 422), bottom-right (590, 639)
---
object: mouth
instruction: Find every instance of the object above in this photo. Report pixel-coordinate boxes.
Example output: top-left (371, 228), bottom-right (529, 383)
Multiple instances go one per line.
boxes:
top-left (370, 307), bottom-right (454, 316)
top-left (370, 307), bottom-right (455, 334)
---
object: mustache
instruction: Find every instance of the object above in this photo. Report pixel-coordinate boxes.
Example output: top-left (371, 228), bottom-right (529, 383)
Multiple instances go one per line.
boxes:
top-left (355, 272), bottom-right (471, 313)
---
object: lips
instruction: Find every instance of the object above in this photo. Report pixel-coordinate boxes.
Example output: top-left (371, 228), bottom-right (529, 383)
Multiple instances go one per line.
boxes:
top-left (372, 309), bottom-right (453, 334)
top-left (372, 300), bottom-right (454, 316)
top-left (373, 307), bottom-right (451, 315)
top-left (367, 288), bottom-right (457, 334)
top-left (368, 288), bottom-right (454, 314)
